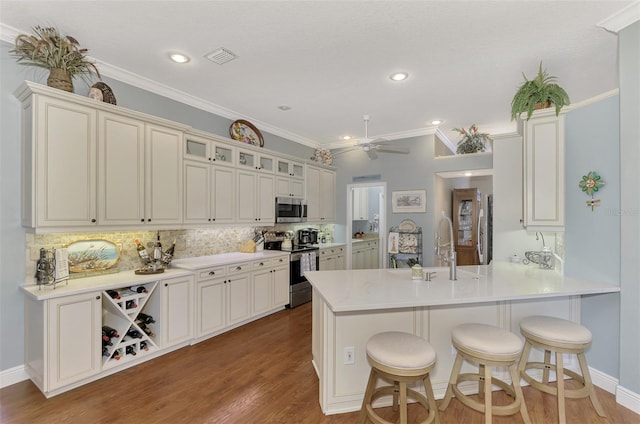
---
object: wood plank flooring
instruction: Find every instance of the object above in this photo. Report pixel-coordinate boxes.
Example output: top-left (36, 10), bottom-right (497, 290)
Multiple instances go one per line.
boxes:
top-left (1, 302), bottom-right (638, 423)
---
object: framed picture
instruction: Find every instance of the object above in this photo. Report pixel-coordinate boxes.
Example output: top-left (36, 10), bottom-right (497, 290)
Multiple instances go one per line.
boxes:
top-left (392, 190), bottom-right (426, 213)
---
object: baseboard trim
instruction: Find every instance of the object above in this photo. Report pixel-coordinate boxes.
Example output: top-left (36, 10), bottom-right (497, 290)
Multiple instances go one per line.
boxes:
top-left (0, 365), bottom-right (29, 389)
top-left (589, 366), bottom-right (619, 394)
top-left (617, 385), bottom-right (640, 415)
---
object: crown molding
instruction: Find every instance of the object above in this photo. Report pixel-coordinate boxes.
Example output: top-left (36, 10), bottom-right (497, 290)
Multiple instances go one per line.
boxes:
top-left (435, 128), bottom-right (457, 154)
top-left (598, 1), bottom-right (640, 33)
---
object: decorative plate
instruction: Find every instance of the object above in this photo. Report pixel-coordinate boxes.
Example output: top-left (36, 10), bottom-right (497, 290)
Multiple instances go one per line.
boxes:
top-left (66, 239), bottom-right (120, 273)
top-left (398, 233), bottom-right (418, 254)
top-left (91, 82), bottom-right (117, 105)
top-left (229, 119), bottom-right (264, 147)
top-left (398, 219), bottom-right (417, 232)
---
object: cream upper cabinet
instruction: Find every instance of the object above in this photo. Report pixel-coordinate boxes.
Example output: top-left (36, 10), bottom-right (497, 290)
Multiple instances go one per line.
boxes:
top-left (276, 176), bottom-right (304, 198)
top-left (183, 162), bottom-right (236, 224)
top-left (236, 170), bottom-right (275, 224)
top-left (352, 187), bottom-right (369, 220)
top-left (24, 94), bottom-right (98, 228)
top-left (306, 165), bottom-right (336, 222)
top-left (522, 112), bottom-right (565, 230)
top-left (237, 148), bottom-right (275, 174)
top-left (212, 166), bottom-right (236, 223)
top-left (275, 158), bottom-right (305, 198)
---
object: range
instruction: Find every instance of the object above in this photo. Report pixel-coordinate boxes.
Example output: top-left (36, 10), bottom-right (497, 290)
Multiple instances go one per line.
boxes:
top-left (264, 230), bottom-right (319, 308)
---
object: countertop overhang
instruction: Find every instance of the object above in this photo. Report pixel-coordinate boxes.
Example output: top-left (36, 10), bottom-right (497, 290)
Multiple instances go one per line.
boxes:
top-left (306, 262), bottom-right (620, 313)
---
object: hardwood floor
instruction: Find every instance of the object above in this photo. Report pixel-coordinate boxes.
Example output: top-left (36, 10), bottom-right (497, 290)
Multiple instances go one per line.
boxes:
top-left (1, 302), bottom-right (638, 423)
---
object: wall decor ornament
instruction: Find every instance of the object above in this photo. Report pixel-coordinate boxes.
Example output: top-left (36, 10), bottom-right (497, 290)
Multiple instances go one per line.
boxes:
top-left (578, 171), bottom-right (605, 211)
top-left (391, 190), bottom-right (426, 213)
top-left (229, 119), bottom-right (264, 147)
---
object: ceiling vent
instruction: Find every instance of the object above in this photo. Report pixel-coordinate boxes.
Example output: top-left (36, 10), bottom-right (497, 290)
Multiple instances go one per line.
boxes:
top-left (204, 48), bottom-right (238, 65)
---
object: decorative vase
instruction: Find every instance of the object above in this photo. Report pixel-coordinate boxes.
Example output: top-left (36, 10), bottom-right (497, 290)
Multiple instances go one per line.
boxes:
top-left (47, 68), bottom-right (73, 92)
top-left (534, 100), bottom-right (551, 110)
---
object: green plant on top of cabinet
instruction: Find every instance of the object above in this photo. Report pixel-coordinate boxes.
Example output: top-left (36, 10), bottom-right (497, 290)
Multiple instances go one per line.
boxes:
top-left (306, 165), bottom-right (336, 222)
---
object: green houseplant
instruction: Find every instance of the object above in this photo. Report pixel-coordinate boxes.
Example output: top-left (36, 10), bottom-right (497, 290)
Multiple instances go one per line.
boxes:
top-left (10, 26), bottom-right (100, 92)
top-left (453, 124), bottom-right (492, 154)
top-left (510, 62), bottom-right (570, 121)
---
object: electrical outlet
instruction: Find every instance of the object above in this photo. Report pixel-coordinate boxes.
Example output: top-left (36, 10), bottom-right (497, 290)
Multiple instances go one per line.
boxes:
top-left (344, 346), bottom-right (355, 365)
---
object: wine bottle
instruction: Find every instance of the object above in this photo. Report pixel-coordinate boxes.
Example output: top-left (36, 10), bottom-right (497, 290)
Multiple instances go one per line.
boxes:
top-left (102, 326), bottom-right (120, 338)
top-left (137, 312), bottom-right (156, 324)
top-left (129, 285), bottom-right (148, 294)
top-left (101, 331), bottom-right (111, 342)
top-left (126, 329), bottom-right (143, 339)
top-left (125, 300), bottom-right (138, 309)
top-left (111, 350), bottom-right (121, 360)
top-left (137, 322), bottom-right (156, 337)
top-left (153, 232), bottom-right (162, 262)
top-left (125, 345), bottom-right (137, 356)
top-left (135, 239), bottom-right (150, 265)
top-left (106, 289), bottom-right (121, 299)
top-left (102, 338), bottom-right (113, 347)
top-left (161, 239), bottom-right (176, 266)
top-left (140, 341), bottom-right (149, 351)
top-left (102, 347), bottom-right (110, 357)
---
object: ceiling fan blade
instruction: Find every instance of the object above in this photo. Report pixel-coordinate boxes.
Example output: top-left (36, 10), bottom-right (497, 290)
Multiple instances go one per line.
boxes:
top-left (367, 149), bottom-right (378, 160)
top-left (374, 145), bottom-right (410, 154)
top-left (368, 137), bottom-right (388, 145)
top-left (332, 146), bottom-right (358, 157)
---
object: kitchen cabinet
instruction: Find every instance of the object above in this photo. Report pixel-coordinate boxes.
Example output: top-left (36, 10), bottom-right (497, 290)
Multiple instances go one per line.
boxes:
top-left (251, 257), bottom-right (289, 315)
top-left (352, 187), bottom-right (369, 220)
top-left (21, 93), bottom-right (98, 228)
top-left (99, 117), bottom-right (183, 226)
top-left (453, 188), bottom-right (481, 266)
top-left (351, 240), bottom-right (379, 270)
top-left (184, 133), bottom-right (236, 167)
top-left (522, 112), bottom-right (565, 230)
top-left (156, 275), bottom-right (194, 348)
top-left (184, 161), bottom-right (236, 224)
top-left (237, 170), bottom-right (275, 224)
top-left (306, 165), bottom-right (336, 222)
top-left (275, 158), bottom-right (305, 198)
top-left (195, 267), bottom-right (227, 337)
top-left (276, 158), bottom-right (305, 179)
top-left (226, 264), bottom-right (252, 326)
top-left (319, 245), bottom-right (346, 271)
top-left (237, 148), bottom-right (275, 173)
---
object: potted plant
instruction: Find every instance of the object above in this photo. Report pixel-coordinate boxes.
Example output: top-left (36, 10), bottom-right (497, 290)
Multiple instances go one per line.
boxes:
top-left (453, 124), bottom-right (492, 154)
top-left (510, 62), bottom-right (570, 121)
top-left (10, 26), bottom-right (100, 92)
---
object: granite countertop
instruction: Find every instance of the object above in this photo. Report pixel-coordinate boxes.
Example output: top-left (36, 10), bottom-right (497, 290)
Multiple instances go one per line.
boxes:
top-left (305, 262), bottom-right (620, 313)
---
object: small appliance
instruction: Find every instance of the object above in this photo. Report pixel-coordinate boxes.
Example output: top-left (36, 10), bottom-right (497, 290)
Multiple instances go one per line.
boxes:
top-left (275, 197), bottom-right (307, 223)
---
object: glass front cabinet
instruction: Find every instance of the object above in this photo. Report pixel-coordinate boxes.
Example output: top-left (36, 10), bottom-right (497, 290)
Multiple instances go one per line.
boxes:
top-left (453, 188), bottom-right (480, 265)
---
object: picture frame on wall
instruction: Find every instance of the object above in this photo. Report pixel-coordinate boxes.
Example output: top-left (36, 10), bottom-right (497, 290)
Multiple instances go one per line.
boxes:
top-left (392, 190), bottom-right (426, 213)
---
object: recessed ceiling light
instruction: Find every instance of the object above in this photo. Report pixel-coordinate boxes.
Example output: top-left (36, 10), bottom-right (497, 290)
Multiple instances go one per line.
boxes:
top-left (169, 53), bottom-right (190, 63)
top-left (389, 72), bottom-right (409, 81)
top-left (278, 105), bottom-right (292, 111)
top-left (342, 135), bottom-right (352, 140)
top-left (431, 120), bottom-right (442, 125)
top-left (464, 172), bottom-right (473, 177)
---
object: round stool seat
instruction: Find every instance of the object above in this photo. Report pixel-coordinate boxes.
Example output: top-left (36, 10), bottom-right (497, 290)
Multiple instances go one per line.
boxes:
top-left (452, 323), bottom-right (523, 357)
top-left (367, 331), bottom-right (436, 370)
top-left (520, 315), bottom-right (592, 345)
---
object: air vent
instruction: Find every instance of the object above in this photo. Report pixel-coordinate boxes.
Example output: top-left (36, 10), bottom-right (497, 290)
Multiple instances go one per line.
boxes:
top-left (204, 48), bottom-right (238, 65)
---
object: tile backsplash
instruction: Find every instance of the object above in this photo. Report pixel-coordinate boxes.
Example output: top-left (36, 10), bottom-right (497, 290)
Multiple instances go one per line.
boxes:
top-left (25, 224), bottom-right (334, 282)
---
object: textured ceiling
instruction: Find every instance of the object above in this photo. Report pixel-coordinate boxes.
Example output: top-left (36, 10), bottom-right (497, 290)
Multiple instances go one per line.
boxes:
top-left (0, 1), bottom-right (630, 149)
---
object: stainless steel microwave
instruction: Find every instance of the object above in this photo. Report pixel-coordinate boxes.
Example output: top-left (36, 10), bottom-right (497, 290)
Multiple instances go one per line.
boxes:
top-left (275, 197), bottom-right (307, 223)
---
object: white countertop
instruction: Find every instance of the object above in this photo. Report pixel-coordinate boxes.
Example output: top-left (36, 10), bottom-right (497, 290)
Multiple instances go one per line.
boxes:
top-left (21, 268), bottom-right (193, 301)
top-left (172, 250), bottom-right (289, 270)
top-left (314, 242), bottom-right (346, 249)
top-left (306, 262), bottom-right (620, 313)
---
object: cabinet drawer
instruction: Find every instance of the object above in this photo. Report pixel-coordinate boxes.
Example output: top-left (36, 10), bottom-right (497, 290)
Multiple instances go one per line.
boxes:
top-left (197, 267), bottom-right (225, 281)
top-left (252, 259), bottom-right (274, 269)
top-left (227, 263), bottom-right (250, 275)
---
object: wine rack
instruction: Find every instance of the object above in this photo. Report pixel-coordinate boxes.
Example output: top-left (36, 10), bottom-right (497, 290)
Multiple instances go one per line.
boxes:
top-left (102, 282), bottom-right (159, 368)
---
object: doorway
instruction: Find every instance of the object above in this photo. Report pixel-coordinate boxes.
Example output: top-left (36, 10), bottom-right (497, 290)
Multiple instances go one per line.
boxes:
top-left (346, 182), bottom-right (387, 269)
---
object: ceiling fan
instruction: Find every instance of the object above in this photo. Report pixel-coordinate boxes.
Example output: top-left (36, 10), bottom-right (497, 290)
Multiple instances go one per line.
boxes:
top-left (336, 115), bottom-right (410, 160)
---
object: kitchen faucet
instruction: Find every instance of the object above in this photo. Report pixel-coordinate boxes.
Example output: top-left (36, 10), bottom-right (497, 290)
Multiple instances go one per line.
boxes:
top-left (436, 212), bottom-right (457, 280)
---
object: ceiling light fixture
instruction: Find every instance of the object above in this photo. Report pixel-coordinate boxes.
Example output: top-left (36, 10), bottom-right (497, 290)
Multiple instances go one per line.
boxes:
top-left (464, 172), bottom-right (473, 177)
top-left (431, 120), bottom-right (442, 125)
top-left (389, 72), bottom-right (409, 81)
top-left (342, 136), bottom-right (352, 140)
top-left (169, 53), bottom-right (190, 63)
top-left (278, 105), bottom-right (292, 111)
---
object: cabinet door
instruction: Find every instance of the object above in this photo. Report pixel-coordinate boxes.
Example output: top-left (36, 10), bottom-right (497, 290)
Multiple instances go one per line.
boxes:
top-left (523, 114), bottom-right (565, 229)
top-left (273, 265), bottom-right (289, 307)
top-left (335, 253), bottom-right (346, 270)
top-left (252, 268), bottom-right (272, 315)
top-left (47, 292), bottom-right (101, 391)
top-left (305, 166), bottom-right (321, 221)
top-left (320, 169), bottom-right (336, 221)
top-left (256, 174), bottom-right (275, 223)
top-left (236, 170), bottom-right (257, 223)
top-left (36, 96), bottom-right (97, 227)
top-left (352, 187), bottom-right (369, 220)
top-left (196, 278), bottom-right (225, 337)
top-left (161, 275), bottom-right (193, 348)
top-left (212, 166), bottom-right (235, 223)
top-left (145, 124), bottom-right (183, 225)
top-left (98, 112), bottom-right (145, 225)
top-left (226, 274), bottom-right (251, 325)
top-left (183, 160), bottom-right (211, 224)
top-left (275, 176), bottom-right (293, 197)
top-left (290, 179), bottom-right (305, 198)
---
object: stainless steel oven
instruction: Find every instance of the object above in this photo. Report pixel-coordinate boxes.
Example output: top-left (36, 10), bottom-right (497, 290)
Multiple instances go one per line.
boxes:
top-left (288, 247), bottom-right (319, 308)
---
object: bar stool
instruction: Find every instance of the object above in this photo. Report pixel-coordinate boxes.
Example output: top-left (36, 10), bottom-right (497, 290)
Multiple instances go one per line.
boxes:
top-left (518, 315), bottom-right (606, 424)
top-left (439, 323), bottom-right (531, 424)
top-left (358, 331), bottom-right (440, 424)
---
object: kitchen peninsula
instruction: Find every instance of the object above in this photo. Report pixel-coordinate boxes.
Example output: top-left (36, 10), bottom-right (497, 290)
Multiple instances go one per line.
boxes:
top-left (306, 263), bottom-right (620, 415)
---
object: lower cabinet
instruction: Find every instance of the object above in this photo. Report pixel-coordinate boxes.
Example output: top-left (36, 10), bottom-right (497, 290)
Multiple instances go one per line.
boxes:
top-left (252, 259), bottom-right (289, 315)
top-left (158, 276), bottom-right (193, 348)
top-left (226, 272), bottom-right (251, 326)
top-left (319, 246), bottom-right (346, 271)
top-left (351, 240), bottom-right (379, 270)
